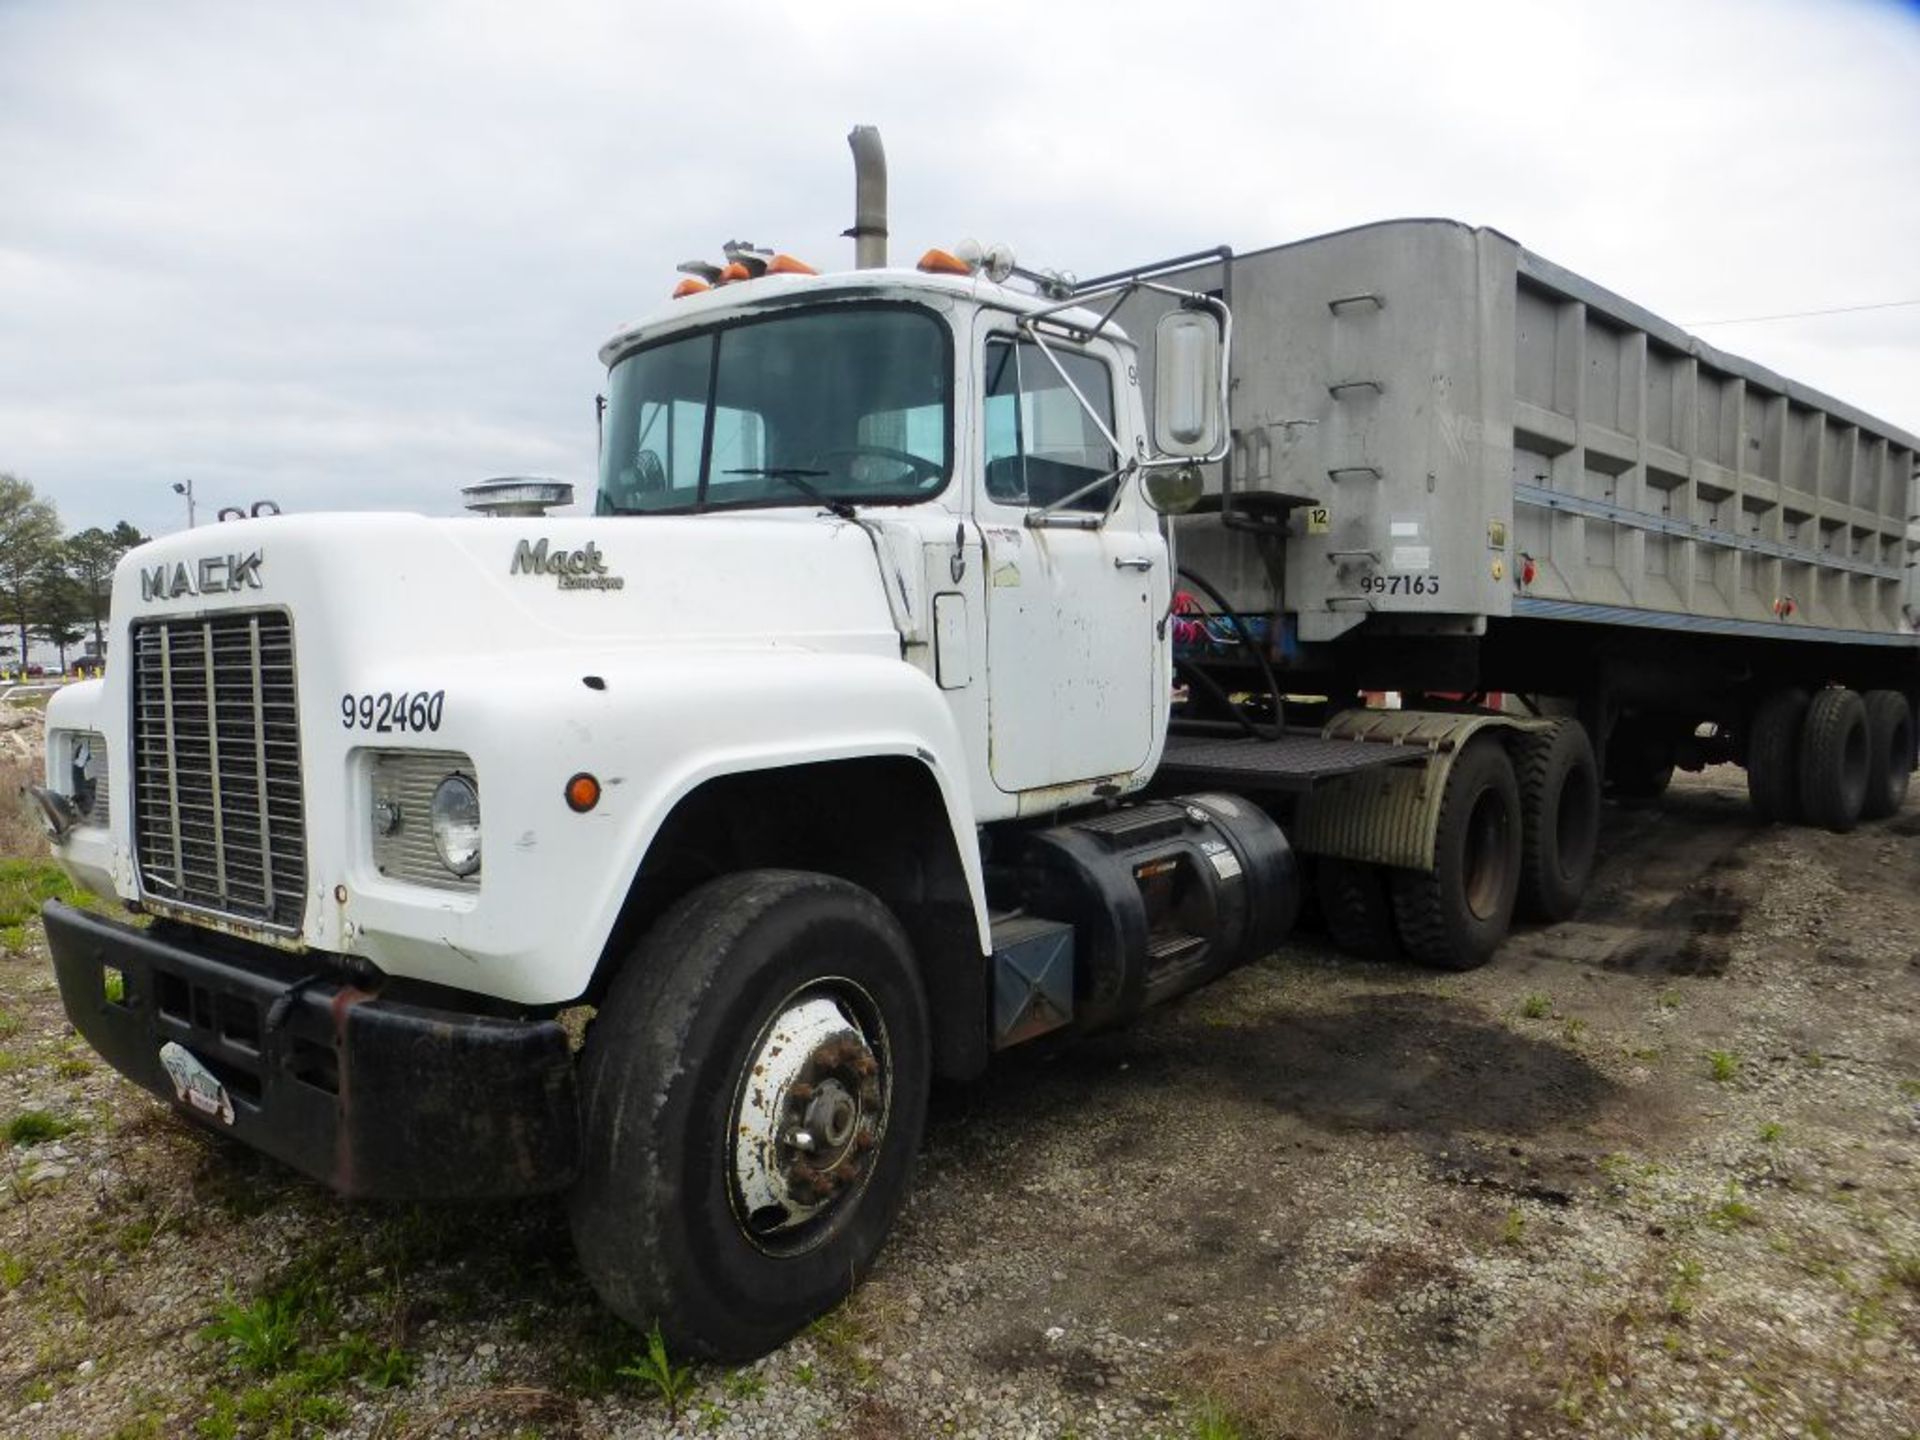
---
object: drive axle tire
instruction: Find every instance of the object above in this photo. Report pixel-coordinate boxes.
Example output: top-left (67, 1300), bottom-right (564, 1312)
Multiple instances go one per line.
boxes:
top-left (1315, 859), bottom-right (1403, 962)
top-left (1516, 719), bottom-right (1600, 923)
top-left (569, 870), bottom-right (929, 1362)
top-left (1861, 689), bottom-right (1915, 821)
top-left (1389, 737), bottom-right (1522, 971)
top-left (1745, 688), bottom-right (1808, 824)
top-left (1798, 687), bottom-right (1869, 834)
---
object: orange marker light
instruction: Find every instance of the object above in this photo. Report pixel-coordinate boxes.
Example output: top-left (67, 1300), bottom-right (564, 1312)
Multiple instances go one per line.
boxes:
top-left (672, 277), bottom-right (710, 299)
top-left (766, 253), bottom-right (818, 276)
top-left (916, 248), bottom-right (973, 277)
top-left (718, 262), bottom-right (751, 283)
top-left (565, 773), bottom-right (602, 813)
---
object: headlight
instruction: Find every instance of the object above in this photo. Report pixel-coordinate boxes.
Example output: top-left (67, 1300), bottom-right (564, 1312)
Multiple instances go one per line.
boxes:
top-left (429, 774), bottom-right (481, 877)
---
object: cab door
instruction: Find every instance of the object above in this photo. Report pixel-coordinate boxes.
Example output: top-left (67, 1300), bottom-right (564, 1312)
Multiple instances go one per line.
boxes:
top-left (974, 320), bottom-right (1163, 794)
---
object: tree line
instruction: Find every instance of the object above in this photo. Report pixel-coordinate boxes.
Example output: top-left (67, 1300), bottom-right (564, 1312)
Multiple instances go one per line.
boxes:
top-left (0, 471), bottom-right (150, 675)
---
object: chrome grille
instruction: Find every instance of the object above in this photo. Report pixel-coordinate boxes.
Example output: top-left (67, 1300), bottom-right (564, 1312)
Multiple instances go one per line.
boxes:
top-left (131, 611), bottom-right (306, 931)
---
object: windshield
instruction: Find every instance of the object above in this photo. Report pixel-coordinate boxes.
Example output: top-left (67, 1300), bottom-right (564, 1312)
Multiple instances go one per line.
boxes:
top-left (597, 303), bottom-right (952, 515)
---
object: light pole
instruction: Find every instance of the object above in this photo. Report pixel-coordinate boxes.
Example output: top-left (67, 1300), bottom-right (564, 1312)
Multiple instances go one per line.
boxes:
top-left (172, 478), bottom-right (196, 529)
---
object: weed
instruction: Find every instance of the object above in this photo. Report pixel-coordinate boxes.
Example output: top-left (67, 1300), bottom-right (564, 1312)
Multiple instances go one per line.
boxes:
top-left (1562, 1017), bottom-right (1589, 1045)
top-left (0, 1250), bottom-right (27, 1288)
top-left (1706, 1050), bottom-right (1740, 1083)
top-left (1757, 1121), bottom-right (1783, 1145)
top-left (1189, 1400), bottom-right (1246, 1440)
top-left (723, 1368), bottom-right (766, 1401)
top-left (1520, 992), bottom-right (1552, 1019)
top-left (617, 1322), bottom-right (697, 1421)
top-left (103, 968), bottom-right (125, 1003)
top-left (1706, 1184), bottom-right (1759, 1232)
top-left (1658, 989), bottom-right (1682, 1010)
top-left (792, 1361), bottom-right (816, 1387)
top-left (1882, 1251), bottom-right (1920, 1293)
top-left (1898, 1079), bottom-right (1920, 1100)
top-left (696, 1399), bottom-right (728, 1429)
top-left (53, 1055), bottom-right (92, 1078)
top-left (1501, 1208), bottom-right (1527, 1247)
top-left (203, 1292), bottom-right (302, 1375)
top-left (1665, 1257), bottom-right (1704, 1324)
top-left (6, 1109), bottom-right (78, 1146)
top-left (0, 1005), bottom-right (19, 1038)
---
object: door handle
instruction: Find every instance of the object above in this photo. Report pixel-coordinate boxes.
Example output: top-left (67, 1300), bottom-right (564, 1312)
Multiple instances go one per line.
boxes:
top-left (1113, 555), bottom-right (1156, 571)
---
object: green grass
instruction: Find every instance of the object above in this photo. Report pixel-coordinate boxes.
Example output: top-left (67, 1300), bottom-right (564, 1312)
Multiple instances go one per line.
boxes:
top-left (1706, 1049), bottom-right (1740, 1083)
top-left (0, 1005), bottom-right (20, 1039)
top-left (203, 1293), bottom-right (303, 1375)
top-left (617, 1322), bottom-right (697, 1421)
top-left (1188, 1401), bottom-right (1247, 1440)
top-left (0, 1249), bottom-right (28, 1290)
top-left (5, 1109), bottom-right (78, 1147)
top-left (1707, 1184), bottom-right (1759, 1232)
top-left (1757, 1121), bottom-right (1784, 1145)
top-left (1883, 1251), bottom-right (1920, 1293)
top-left (1665, 1257), bottom-right (1704, 1324)
top-left (1501, 1208), bottom-right (1527, 1247)
top-left (1520, 992), bottom-right (1552, 1019)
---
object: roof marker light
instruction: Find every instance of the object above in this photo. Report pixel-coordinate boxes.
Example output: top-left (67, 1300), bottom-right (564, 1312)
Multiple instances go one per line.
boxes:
top-left (672, 277), bottom-right (711, 299)
top-left (766, 253), bottom-right (819, 276)
top-left (718, 261), bottom-right (752, 284)
top-left (917, 247), bottom-right (972, 277)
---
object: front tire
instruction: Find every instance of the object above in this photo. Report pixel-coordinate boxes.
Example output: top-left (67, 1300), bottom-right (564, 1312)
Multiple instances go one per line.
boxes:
top-left (568, 870), bottom-right (930, 1361)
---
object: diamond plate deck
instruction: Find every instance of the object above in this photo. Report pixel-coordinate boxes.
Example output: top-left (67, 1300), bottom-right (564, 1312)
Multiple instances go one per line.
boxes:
top-left (1158, 729), bottom-right (1425, 794)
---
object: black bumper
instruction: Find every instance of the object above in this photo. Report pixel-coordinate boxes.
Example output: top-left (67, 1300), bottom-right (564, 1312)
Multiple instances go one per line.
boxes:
top-left (44, 902), bottom-right (578, 1200)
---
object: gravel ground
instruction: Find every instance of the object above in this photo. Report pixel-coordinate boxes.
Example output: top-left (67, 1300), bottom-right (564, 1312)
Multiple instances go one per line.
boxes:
top-left (3, 766), bottom-right (1918, 1439)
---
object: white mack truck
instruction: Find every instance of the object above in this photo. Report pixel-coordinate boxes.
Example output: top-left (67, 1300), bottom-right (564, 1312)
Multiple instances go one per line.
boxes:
top-left (34, 129), bottom-right (1918, 1361)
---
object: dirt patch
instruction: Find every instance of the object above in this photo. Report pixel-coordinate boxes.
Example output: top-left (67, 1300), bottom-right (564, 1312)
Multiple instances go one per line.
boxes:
top-left (4, 765), bottom-right (1920, 1438)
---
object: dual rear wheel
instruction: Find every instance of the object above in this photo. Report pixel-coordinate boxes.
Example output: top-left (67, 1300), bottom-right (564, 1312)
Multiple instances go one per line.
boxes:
top-left (1316, 719), bottom-right (1600, 972)
top-left (1747, 686), bottom-right (1913, 832)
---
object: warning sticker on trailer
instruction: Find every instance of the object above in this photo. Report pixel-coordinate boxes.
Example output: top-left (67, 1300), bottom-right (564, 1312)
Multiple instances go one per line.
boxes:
top-left (1391, 545), bottom-right (1432, 572)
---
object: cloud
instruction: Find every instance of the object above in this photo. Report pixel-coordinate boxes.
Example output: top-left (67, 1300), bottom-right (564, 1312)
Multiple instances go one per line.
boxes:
top-left (1, 0), bottom-right (1915, 536)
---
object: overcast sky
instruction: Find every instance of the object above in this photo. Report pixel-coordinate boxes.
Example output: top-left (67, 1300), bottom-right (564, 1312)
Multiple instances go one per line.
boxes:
top-left (2, 0), bottom-right (1916, 539)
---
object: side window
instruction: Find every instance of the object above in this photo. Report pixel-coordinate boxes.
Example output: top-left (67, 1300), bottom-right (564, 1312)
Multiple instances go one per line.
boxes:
top-left (982, 337), bottom-right (1118, 513)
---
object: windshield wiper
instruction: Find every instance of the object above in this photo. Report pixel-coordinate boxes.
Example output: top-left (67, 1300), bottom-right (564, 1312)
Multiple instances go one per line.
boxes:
top-left (723, 467), bottom-right (857, 521)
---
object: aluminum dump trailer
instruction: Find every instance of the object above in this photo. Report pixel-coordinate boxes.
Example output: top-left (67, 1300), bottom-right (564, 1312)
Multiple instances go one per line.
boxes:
top-left (1119, 221), bottom-right (1919, 673)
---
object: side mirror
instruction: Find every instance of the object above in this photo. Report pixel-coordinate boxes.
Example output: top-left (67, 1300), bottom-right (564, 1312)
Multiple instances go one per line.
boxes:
top-left (1151, 308), bottom-right (1224, 458)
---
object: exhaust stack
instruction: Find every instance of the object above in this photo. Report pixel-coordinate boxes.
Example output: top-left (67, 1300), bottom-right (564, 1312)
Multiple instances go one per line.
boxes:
top-left (846, 125), bottom-right (887, 269)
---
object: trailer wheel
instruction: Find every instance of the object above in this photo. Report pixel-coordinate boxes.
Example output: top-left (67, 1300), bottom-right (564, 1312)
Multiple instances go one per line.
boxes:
top-left (1390, 738), bottom-right (1522, 971)
top-left (568, 870), bottom-right (929, 1361)
top-left (1861, 690), bottom-right (1915, 821)
top-left (1516, 719), bottom-right (1600, 923)
top-left (1798, 688), bottom-right (1869, 833)
top-left (1315, 859), bottom-right (1403, 962)
top-left (1745, 688), bottom-right (1808, 824)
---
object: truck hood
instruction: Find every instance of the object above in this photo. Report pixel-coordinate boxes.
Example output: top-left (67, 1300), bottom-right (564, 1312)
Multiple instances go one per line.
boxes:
top-left (112, 510), bottom-right (905, 661)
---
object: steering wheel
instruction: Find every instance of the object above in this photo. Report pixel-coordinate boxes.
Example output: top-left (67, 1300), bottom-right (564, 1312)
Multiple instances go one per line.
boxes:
top-left (810, 445), bottom-right (944, 486)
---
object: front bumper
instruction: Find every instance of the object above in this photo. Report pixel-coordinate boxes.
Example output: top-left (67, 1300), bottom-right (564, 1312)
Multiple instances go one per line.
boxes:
top-left (44, 903), bottom-right (578, 1199)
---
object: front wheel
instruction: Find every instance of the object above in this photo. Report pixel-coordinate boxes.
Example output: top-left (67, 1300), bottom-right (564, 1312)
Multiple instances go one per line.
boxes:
top-left (568, 870), bottom-right (930, 1361)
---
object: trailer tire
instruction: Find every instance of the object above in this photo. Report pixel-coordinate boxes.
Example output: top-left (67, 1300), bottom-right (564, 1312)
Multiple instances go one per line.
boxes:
top-left (1798, 688), bottom-right (1869, 833)
top-left (1516, 719), bottom-right (1600, 923)
top-left (1861, 690), bottom-right (1915, 821)
top-left (1745, 688), bottom-right (1807, 824)
top-left (1315, 859), bottom-right (1403, 962)
top-left (1389, 737), bottom-right (1522, 971)
top-left (568, 870), bottom-right (929, 1362)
